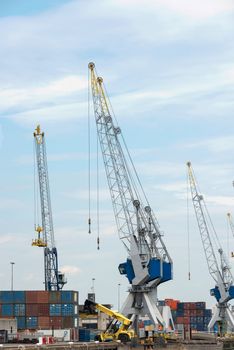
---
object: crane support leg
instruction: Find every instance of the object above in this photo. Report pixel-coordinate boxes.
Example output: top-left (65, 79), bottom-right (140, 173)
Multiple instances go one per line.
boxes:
top-left (208, 304), bottom-right (234, 333)
top-left (121, 290), bottom-right (174, 334)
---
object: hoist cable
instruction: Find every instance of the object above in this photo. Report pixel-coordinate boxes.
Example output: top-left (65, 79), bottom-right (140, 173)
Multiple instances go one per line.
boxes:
top-left (88, 66), bottom-right (91, 234)
top-left (186, 170), bottom-right (191, 280)
top-left (97, 132), bottom-right (100, 250)
top-left (33, 139), bottom-right (37, 230)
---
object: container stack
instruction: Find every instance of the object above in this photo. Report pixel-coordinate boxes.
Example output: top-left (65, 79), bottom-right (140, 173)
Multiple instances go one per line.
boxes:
top-left (0, 290), bottom-right (78, 337)
top-left (175, 301), bottom-right (212, 332)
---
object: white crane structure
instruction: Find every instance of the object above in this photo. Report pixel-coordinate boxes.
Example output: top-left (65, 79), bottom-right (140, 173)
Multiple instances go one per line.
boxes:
top-left (187, 162), bottom-right (234, 334)
top-left (88, 62), bottom-right (174, 333)
top-left (33, 125), bottom-right (66, 291)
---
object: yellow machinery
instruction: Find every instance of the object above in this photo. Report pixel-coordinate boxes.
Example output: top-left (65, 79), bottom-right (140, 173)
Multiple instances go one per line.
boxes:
top-left (32, 225), bottom-right (47, 247)
top-left (84, 299), bottom-right (135, 343)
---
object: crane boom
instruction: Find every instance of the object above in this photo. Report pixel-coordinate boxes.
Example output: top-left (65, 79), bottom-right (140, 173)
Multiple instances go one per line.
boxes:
top-left (187, 162), bottom-right (221, 284)
top-left (33, 125), bottom-right (66, 291)
top-left (88, 63), bottom-right (174, 333)
top-left (89, 62), bottom-right (171, 273)
top-left (187, 162), bottom-right (234, 333)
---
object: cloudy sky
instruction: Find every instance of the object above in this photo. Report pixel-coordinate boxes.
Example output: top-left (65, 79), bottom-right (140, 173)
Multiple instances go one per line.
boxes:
top-left (0, 0), bottom-right (234, 310)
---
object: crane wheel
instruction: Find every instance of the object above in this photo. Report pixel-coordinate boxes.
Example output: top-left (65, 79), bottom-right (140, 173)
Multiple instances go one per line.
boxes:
top-left (118, 334), bottom-right (130, 343)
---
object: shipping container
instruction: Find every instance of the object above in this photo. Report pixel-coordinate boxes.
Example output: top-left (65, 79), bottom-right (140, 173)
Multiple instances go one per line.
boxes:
top-left (38, 316), bottom-right (50, 329)
top-left (13, 291), bottom-right (25, 303)
top-left (177, 303), bottom-right (184, 310)
top-left (17, 317), bottom-right (26, 330)
top-left (49, 292), bottom-right (61, 303)
top-left (26, 304), bottom-right (38, 316)
top-left (0, 291), bottom-right (14, 304)
top-left (1, 304), bottom-right (13, 317)
top-left (14, 304), bottom-right (25, 316)
top-left (38, 304), bottom-right (49, 316)
top-left (49, 316), bottom-right (62, 329)
top-left (176, 316), bottom-right (190, 324)
top-left (37, 291), bottom-right (49, 304)
top-left (204, 316), bottom-right (212, 323)
top-left (204, 309), bottom-right (212, 317)
top-left (61, 291), bottom-right (74, 303)
top-left (26, 291), bottom-right (39, 304)
top-left (50, 304), bottom-right (61, 316)
top-left (26, 316), bottom-right (38, 329)
top-left (61, 304), bottom-right (74, 316)
top-left (165, 299), bottom-right (179, 311)
top-left (195, 302), bottom-right (206, 309)
top-left (79, 328), bottom-right (91, 342)
top-left (62, 316), bottom-right (74, 328)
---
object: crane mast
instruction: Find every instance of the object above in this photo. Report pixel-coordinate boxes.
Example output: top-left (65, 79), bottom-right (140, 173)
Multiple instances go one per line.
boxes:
top-left (33, 125), bottom-right (66, 291)
top-left (187, 162), bottom-right (234, 333)
top-left (89, 62), bottom-right (173, 333)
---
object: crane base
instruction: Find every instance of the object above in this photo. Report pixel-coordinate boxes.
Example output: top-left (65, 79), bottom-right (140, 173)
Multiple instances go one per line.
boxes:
top-left (208, 304), bottom-right (234, 334)
top-left (120, 290), bottom-right (174, 334)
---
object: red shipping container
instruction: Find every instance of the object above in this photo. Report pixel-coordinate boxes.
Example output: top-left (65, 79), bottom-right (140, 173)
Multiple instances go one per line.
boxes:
top-left (189, 310), bottom-right (196, 316)
top-left (195, 309), bottom-right (204, 316)
top-left (38, 316), bottom-right (50, 329)
top-left (183, 310), bottom-right (190, 316)
top-left (38, 304), bottom-right (49, 316)
top-left (50, 316), bottom-right (62, 329)
top-left (62, 316), bottom-right (74, 328)
top-left (189, 303), bottom-right (196, 310)
top-left (37, 291), bottom-right (49, 304)
top-left (165, 299), bottom-right (179, 311)
top-left (26, 304), bottom-right (38, 316)
top-left (26, 291), bottom-right (39, 303)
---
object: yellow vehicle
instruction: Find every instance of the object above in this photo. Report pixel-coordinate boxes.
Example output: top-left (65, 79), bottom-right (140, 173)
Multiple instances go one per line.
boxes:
top-left (84, 299), bottom-right (135, 343)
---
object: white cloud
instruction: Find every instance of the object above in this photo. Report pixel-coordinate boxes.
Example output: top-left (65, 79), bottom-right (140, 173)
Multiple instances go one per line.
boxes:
top-left (60, 265), bottom-right (81, 275)
top-left (0, 235), bottom-right (13, 245)
top-left (206, 195), bottom-right (234, 208)
top-left (187, 136), bottom-right (234, 153)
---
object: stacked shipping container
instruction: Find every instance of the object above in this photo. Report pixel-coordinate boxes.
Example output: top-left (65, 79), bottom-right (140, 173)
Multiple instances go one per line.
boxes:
top-left (167, 300), bottom-right (212, 332)
top-left (0, 290), bottom-right (78, 334)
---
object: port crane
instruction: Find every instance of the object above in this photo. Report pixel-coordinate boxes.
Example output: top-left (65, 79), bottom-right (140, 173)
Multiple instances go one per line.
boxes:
top-left (187, 162), bottom-right (234, 333)
top-left (33, 125), bottom-right (66, 291)
top-left (88, 62), bottom-right (173, 333)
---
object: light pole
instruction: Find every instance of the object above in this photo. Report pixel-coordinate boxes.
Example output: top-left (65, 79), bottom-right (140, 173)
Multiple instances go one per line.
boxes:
top-left (92, 278), bottom-right (95, 293)
top-left (10, 262), bottom-right (15, 291)
top-left (118, 283), bottom-right (121, 311)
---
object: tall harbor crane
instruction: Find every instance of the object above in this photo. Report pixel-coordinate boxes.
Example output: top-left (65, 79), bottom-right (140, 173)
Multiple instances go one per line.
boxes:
top-left (32, 125), bottom-right (66, 291)
top-left (88, 62), bottom-right (173, 333)
top-left (187, 162), bottom-right (234, 334)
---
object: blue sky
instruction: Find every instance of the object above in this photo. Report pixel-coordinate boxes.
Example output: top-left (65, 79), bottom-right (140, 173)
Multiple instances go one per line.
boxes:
top-left (0, 0), bottom-right (234, 309)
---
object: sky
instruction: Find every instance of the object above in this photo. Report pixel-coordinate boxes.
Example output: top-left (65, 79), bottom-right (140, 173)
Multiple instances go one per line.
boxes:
top-left (0, 0), bottom-right (234, 311)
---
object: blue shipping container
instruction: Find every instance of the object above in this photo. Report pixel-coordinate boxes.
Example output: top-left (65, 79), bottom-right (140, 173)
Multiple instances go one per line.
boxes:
top-left (17, 317), bottom-right (26, 329)
top-left (204, 309), bottom-right (212, 317)
top-left (61, 304), bottom-right (74, 316)
top-left (79, 328), bottom-right (91, 342)
top-left (61, 291), bottom-right (73, 303)
top-left (0, 291), bottom-right (14, 303)
top-left (50, 304), bottom-right (61, 316)
top-left (26, 317), bottom-right (38, 329)
top-left (1, 304), bottom-right (13, 316)
top-left (13, 291), bottom-right (25, 303)
top-left (14, 304), bottom-right (25, 316)
top-left (177, 303), bottom-right (184, 310)
top-left (176, 310), bottom-right (184, 317)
